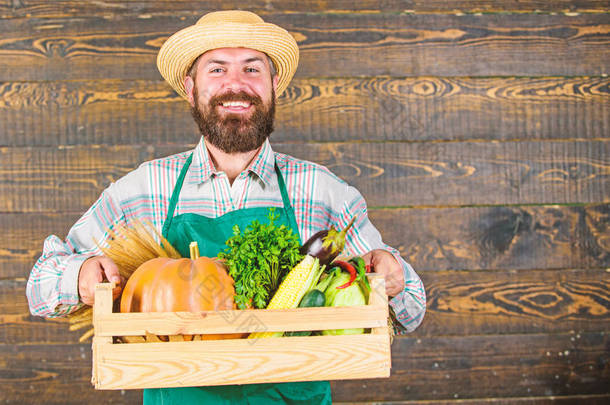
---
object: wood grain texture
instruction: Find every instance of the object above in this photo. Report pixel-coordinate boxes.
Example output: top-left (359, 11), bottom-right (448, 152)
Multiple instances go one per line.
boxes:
top-left (94, 334), bottom-right (390, 389)
top-left (1, 141), bottom-right (608, 214)
top-left (332, 331), bottom-right (610, 402)
top-left (4, 267), bottom-right (607, 344)
top-left (0, 279), bottom-right (85, 344)
top-left (2, 1), bottom-right (609, 19)
top-left (1, 76), bottom-right (608, 146)
top-left (416, 268), bottom-right (610, 337)
top-left (1, 4), bottom-right (608, 403)
top-left (0, 212), bottom-right (81, 279)
top-left (1, 331), bottom-right (607, 403)
top-left (372, 204), bottom-right (610, 272)
top-left (3, 204), bottom-right (608, 279)
top-left (94, 290), bottom-right (387, 337)
top-left (0, 13), bottom-right (608, 81)
top-left (0, 342), bottom-right (142, 404)
top-left (338, 395), bottom-right (610, 405)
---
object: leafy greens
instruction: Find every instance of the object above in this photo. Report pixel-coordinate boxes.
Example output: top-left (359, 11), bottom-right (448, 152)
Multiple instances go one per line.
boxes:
top-left (218, 208), bottom-right (303, 309)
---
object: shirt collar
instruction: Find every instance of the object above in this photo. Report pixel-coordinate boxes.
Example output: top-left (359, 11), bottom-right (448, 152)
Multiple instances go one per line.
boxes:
top-left (187, 137), bottom-right (276, 186)
top-left (248, 139), bottom-right (276, 185)
top-left (187, 137), bottom-right (215, 184)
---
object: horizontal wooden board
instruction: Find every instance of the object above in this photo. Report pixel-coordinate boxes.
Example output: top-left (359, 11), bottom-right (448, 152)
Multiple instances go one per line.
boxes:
top-left (415, 268), bottom-right (610, 337)
top-left (0, 13), bottom-right (608, 81)
top-left (0, 212), bottom-right (81, 279)
top-left (93, 276), bottom-right (387, 336)
top-left (0, 279), bottom-right (86, 344)
top-left (4, 266), bottom-right (608, 343)
top-left (1, 331), bottom-right (608, 403)
top-left (373, 204), bottom-right (610, 273)
top-left (3, 204), bottom-right (609, 279)
top-left (1, 342), bottom-right (141, 404)
top-left (1, 76), bottom-right (608, 146)
top-left (1, 141), bottom-right (608, 214)
top-left (333, 331), bottom-right (610, 402)
top-left (93, 334), bottom-right (390, 389)
top-left (337, 395), bottom-right (610, 405)
top-left (2, 1), bottom-right (609, 19)
top-left (95, 306), bottom-right (386, 336)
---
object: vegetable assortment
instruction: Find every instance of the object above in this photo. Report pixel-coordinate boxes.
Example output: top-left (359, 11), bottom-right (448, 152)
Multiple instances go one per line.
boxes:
top-left (114, 211), bottom-right (377, 340)
top-left (248, 217), bottom-right (374, 338)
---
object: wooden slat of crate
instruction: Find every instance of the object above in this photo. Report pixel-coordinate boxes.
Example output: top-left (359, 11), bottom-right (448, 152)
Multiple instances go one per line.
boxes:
top-left (95, 305), bottom-right (387, 336)
top-left (93, 334), bottom-right (390, 389)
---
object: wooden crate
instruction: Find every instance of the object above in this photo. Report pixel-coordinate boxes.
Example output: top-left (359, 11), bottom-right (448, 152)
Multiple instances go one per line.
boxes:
top-left (91, 274), bottom-right (391, 389)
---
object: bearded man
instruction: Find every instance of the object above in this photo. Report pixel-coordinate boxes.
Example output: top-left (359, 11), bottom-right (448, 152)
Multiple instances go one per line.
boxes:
top-left (27, 10), bottom-right (426, 405)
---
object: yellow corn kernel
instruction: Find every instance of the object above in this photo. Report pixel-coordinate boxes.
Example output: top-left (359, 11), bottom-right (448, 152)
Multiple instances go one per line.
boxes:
top-left (249, 255), bottom-right (320, 339)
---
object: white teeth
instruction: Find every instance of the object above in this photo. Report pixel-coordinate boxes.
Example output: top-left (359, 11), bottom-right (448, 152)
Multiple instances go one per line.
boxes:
top-left (222, 101), bottom-right (250, 108)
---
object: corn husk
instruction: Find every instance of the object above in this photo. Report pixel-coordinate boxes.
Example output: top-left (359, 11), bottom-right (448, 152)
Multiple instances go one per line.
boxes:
top-left (67, 220), bottom-right (181, 341)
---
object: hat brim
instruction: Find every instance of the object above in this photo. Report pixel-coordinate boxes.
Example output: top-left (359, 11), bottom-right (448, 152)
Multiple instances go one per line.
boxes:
top-left (157, 21), bottom-right (299, 99)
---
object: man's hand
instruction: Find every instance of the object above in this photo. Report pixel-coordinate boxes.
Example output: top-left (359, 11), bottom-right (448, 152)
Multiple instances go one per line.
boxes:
top-left (361, 249), bottom-right (404, 297)
top-left (78, 256), bottom-right (124, 305)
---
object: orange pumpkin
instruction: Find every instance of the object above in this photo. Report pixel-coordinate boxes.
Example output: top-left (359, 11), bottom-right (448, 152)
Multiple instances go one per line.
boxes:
top-left (120, 243), bottom-right (243, 340)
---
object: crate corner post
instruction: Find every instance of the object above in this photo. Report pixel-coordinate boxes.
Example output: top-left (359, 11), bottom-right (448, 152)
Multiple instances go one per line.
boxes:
top-left (367, 274), bottom-right (391, 374)
top-left (91, 282), bottom-right (114, 389)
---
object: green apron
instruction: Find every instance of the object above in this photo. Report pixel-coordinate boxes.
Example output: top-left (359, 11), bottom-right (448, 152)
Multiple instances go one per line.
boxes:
top-left (144, 153), bottom-right (332, 404)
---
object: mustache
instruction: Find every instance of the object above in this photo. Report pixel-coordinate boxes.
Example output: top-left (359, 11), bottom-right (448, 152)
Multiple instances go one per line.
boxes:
top-left (209, 91), bottom-right (262, 107)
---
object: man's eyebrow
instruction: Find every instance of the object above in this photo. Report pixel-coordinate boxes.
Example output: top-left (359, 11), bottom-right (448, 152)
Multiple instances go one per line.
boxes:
top-left (205, 57), bottom-right (265, 66)
top-left (205, 59), bottom-right (228, 66)
top-left (243, 57), bottom-right (265, 64)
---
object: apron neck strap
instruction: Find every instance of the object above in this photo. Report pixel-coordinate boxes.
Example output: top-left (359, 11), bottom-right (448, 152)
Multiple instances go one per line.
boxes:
top-left (274, 162), bottom-right (301, 243)
top-left (162, 153), bottom-right (193, 237)
top-left (162, 152), bottom-right (300, 242)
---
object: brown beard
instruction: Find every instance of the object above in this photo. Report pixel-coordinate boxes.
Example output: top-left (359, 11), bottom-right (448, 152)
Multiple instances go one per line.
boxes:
top-left (190, 87), bottom-right (275, 154)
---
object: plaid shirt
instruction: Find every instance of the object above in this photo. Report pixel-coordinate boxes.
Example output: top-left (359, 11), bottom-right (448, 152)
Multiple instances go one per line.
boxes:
top-left (26, 138), bottom-right (426, 333)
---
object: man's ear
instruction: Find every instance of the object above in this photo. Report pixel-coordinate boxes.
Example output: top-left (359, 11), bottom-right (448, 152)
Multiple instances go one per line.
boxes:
top-left (184, 76), bottom-right (195, 106)
top-left (272, 74), bottom-right (279, 94)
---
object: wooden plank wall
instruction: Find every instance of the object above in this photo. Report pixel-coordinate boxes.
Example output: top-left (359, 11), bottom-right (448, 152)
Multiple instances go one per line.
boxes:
top-left (1, 1), bottom-right (608, 404)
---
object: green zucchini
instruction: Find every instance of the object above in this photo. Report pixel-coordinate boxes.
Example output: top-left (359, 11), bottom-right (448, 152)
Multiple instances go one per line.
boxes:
top-left (284, 289), bottom-right (326, 336)
top-left (299, 288), bottom-right (325, 307)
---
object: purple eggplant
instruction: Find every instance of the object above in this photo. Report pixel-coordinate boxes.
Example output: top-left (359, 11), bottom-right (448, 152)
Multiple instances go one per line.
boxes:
top-left (299, 217), bottom-right (356, 266)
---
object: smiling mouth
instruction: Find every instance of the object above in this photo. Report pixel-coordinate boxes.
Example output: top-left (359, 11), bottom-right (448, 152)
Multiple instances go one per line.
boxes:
top-left (219, 101), bottom-right (252, 112)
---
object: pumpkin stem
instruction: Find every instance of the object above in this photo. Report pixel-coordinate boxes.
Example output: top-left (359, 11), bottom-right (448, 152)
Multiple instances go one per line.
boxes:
top-left (189, 241), bottom-right (200, 260)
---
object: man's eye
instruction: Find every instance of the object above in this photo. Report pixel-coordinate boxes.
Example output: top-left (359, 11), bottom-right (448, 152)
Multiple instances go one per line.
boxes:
top-left (210, 68), bottom-right (223, 73)
top-left (245, 67), bottom-right (259, 73)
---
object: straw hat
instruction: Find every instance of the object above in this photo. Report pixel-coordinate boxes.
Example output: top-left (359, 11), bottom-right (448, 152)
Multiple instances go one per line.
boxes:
top-left (157, 10), bottom-right (299, 99)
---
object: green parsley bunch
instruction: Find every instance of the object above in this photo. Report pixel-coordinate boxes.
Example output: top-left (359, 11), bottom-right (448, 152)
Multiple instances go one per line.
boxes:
top-left (218, 208), bottom-right (303, 309)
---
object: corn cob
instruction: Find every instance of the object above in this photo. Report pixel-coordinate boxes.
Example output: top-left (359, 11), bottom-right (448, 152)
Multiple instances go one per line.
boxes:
top-left (249, 255), bottom-right (322, 339)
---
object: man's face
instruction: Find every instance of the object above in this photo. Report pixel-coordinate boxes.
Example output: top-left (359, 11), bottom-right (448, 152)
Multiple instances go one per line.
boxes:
top-left (185, 48), bottom-right (279, 154)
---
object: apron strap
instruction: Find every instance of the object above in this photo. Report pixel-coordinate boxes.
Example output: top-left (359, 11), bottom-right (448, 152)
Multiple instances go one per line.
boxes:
top-left (161, 151), bottom-right (301, 243)
top-left (274, 163), bottom-right (301, 244)
top-left (161, 153), bottom-right (193, 238)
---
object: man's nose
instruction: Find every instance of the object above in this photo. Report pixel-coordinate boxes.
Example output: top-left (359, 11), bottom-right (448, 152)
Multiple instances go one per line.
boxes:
top-left (223, 69), bottom-right (247, 93)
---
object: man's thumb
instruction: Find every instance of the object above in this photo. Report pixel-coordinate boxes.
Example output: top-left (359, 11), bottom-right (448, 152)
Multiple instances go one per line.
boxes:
top-left (101, 258), bottom-right (121, 284)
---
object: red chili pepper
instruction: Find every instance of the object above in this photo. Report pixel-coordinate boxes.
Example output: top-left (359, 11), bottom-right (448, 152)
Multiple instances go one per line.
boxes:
top-left (334, 260), bottom-right (357, 289)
